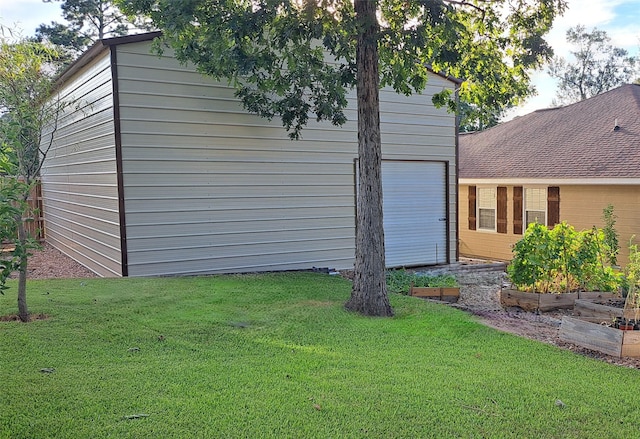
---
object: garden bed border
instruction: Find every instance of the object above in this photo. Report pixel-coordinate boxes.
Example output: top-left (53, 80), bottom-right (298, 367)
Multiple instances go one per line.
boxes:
top-left (410, 287), bottom-right (460, 303)
top-left (559, 316), bottom-right (640, 358)
top-left (500, 289), bottom-right (617, 312)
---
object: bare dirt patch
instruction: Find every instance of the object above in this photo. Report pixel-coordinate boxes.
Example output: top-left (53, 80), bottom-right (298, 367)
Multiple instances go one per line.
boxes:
top-left (10, 243), bottom-right (98, 280)
top-left (0, 313), bottom-right (49, 322)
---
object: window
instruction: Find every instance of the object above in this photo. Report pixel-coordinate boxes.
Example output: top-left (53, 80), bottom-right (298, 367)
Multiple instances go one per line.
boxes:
top-left (477, 187), bottom-right (496, 230)
top-left (525, 187), bottom-right (546, 226)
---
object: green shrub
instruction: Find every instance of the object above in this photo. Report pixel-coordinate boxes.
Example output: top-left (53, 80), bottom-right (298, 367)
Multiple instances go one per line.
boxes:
top-left (507, 221), bottom-right (622, 293)
top-left (602, 204), bottom-right (620, 266)
top-left (507, 223), bottom-right (553, 293)
top-left (386, 269), bottom-right (457, 295)
top-left (623, 239), bottom-right (640, 318)
top-left (577, 227), bottom-right (620, 293)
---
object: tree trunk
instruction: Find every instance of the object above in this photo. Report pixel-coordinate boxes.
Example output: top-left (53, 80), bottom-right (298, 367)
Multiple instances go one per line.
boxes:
top-left (344, 0), bottom-right (393, 317)
top-left (16, 216), bottom-right (29, 322)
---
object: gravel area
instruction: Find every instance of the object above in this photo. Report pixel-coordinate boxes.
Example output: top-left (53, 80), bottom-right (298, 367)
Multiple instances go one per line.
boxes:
top-left (417, 264), bottom-right (640, 369)
top-left (11, 245), bottom-right (640, 368)
top-left (18, 243), bottom-right (98, 279)
top-left (416, 265), bottom-right (566, 346)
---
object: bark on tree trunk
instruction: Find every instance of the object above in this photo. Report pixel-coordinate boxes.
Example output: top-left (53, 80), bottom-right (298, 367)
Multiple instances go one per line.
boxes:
top-left (16, 217), bottom-right (29, 322)
top-left (344, 0), bottom-right (393, 317)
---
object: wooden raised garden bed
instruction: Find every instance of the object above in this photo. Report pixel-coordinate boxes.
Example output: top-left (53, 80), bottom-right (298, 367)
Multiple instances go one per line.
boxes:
top-left (559, 316), bottom-right (640, 357)
top-left (500, 289), bottom-right (576, 312)
top-left (573, 298), bottom-right (636, 323)
top-left (500, 289), bottom-right (617, 312)
top-left (410, 287), bottom-right (459, 303)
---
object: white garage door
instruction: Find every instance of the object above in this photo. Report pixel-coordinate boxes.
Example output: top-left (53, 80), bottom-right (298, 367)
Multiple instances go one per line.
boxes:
top-left (382, 160), bottom-right (447, 267)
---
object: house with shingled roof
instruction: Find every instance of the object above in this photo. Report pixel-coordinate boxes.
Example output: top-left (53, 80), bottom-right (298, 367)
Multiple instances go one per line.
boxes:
top-left (459, 83), bottom-right (640, 265)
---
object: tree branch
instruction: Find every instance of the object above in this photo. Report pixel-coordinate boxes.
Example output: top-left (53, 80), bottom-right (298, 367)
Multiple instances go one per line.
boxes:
top-left (442, 0), bottom-right (488, 14)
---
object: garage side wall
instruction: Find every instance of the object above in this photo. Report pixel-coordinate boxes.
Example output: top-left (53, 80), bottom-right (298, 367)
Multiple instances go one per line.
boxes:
top-left (115, 41), bottom-right (457, 276)
top-left (40, 51), bottom-right (123, 277)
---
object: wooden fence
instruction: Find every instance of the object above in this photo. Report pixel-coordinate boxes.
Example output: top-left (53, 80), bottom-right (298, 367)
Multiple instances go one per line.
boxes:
top-left (26, 180), bottom-right (45, 242)
top-left (1, 178), bottom-right (45, 245)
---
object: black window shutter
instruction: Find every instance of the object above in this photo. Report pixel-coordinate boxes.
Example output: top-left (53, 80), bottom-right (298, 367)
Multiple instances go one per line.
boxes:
top-left (497, 186), bottom-right (507, 234)
top-left (547, 186), bottom-right (560, 227)
top-left (513, 186), bottom-right (523, 234)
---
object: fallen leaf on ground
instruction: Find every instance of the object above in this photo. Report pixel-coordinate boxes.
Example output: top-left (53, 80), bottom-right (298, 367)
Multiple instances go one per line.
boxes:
top-left (122, 414), bottom-right (149, 420)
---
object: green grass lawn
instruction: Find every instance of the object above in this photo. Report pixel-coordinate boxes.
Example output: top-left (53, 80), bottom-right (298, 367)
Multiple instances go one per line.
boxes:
top-left (1, 273), bottom-right (639, 438)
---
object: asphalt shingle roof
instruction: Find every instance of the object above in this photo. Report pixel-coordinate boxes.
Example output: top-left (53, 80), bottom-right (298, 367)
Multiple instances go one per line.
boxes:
top-left (459, 84), bottom-right (640, 179)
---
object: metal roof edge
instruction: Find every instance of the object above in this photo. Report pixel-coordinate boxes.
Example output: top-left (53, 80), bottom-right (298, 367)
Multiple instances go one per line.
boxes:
top-left (55, 30), bottom-right (463, 87)
top-left (101, 31), bottom-right (163, 47)
top-left (54, 32), bottom-right (163, 88)
top-left (425, 66), bottom-right (463, 85)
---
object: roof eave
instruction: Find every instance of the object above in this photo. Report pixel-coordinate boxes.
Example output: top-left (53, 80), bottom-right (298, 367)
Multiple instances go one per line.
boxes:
top-left (54, 30), bottom-right (463, 88)
top-left (55, 40), bottom-right (108, 89)
top-left (460, 177), bottom-right (640, 186)
top-left (54, 31), bottom-right (163, 89)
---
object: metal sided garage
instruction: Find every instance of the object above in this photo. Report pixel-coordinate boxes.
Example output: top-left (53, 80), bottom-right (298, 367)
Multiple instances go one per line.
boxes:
top-left (40, 32), bottom-right (459, 277)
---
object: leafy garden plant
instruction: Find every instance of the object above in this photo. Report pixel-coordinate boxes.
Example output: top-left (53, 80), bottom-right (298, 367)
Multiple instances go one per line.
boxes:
top-left (602, 204), bottom-right (619, 266)
top-left (0, 178), bottom-right (27, 293)
top-left (0, 178), bottom-right (41, 294)
top-left (508, 221), bottom-right (621, 294)
top-left (623, 239), bottom-right (640, 321)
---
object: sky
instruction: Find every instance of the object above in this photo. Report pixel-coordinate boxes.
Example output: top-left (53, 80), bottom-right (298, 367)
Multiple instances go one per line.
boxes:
top-left (1, 0), bottom-right (639, 119)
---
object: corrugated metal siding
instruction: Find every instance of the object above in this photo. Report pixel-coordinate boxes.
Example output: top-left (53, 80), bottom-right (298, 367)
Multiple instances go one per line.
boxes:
top-left (40, 51), bottom-right (122, 277)
top-left (116, 41), bottom-right (457, 276)
top-left (383, 161), bottom-right (447, 267)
